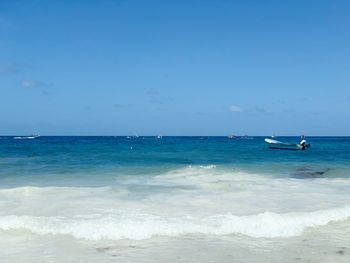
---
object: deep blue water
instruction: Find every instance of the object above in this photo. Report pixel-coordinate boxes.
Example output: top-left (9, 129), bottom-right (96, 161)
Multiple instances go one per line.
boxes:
top-left (1, 136), bottom-right (350, 187)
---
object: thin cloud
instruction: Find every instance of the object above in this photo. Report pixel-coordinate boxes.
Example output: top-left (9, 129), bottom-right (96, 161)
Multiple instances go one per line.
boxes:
top-left (42, 91), bottom-right (50, 96)
top-left (146, 88), bottom-right (159, 96)
top-left (146, 88), bottom-right (174, 107)
top-left (21, 79), bottom-right (51, 89)
top-left (229, 105), bottom-right (243, 112)
top-left (240, 106), bottom-right (273, 116)
top-left (21, 80), bottom-right (36, 88)
top-left (228, 104), bottom-right (273, 115)
top-left (149, 98), bottom-right (163, 105)
top-left (0, 64), bottom-right (31, 75)
top-left (146, 88), bottom-right (164, 105)
top-left (249, 107), bottom-right (272, 115)
top-left (113, 103), bottom-right (130, 109)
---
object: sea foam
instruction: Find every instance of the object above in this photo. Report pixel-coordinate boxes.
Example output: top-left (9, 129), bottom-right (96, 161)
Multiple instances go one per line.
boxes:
top-left (0, 206), bottom-right (349, 240)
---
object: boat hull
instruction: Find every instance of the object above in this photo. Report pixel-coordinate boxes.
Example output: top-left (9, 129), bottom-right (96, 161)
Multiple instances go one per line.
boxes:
top-left (264, 138), bottom-right (310, 150)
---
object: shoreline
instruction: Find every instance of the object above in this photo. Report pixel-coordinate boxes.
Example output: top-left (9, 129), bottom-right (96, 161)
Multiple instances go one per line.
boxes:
top-left (1, 220), bottom-right (349, 263)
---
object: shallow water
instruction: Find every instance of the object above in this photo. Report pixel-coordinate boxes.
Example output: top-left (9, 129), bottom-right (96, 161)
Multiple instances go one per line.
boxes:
top-left (0, 136), bottom-right (349, 262)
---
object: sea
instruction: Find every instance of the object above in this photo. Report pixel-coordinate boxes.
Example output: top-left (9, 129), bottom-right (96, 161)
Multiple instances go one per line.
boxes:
top-left (0, 136), bottom-right (349, 262)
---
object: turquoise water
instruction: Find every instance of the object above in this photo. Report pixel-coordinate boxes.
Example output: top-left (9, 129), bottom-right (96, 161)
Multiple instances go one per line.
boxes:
top-left (0, 136), bottom-right (350, 242)
top-left (0, 136), bottom-right (349, 186)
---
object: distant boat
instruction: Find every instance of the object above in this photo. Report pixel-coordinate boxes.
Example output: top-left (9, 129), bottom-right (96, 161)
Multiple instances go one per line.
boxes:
top-left (156, 135), bottom-right (162, 139)
top-left (264, 138), bottom-right (310, 150)
top-left (228, 134), bottom-right (236, 139)
top-left (126, 133), bottom-right (139, 139)
top-left (14, 134), bottom-right (40, 140)
top-left (241, 135), bottom-right (253, 140)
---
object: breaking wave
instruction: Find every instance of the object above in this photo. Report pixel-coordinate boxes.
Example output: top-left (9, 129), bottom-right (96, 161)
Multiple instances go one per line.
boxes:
top-left (0, 206), bottom-right (349, 240)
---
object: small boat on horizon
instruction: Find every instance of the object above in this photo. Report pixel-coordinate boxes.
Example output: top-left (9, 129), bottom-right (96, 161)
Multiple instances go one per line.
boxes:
top-left (13, 134), bottom-right (40, 140)
top-left (241, 135), bottom-right (253, 140)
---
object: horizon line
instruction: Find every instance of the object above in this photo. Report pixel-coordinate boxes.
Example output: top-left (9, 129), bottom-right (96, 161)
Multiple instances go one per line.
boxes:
top-left (1, 135), bottom-right (350, 137)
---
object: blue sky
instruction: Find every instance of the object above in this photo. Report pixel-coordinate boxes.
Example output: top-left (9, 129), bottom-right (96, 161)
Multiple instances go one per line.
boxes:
top-left (1, 0), bottom-right (349, 135)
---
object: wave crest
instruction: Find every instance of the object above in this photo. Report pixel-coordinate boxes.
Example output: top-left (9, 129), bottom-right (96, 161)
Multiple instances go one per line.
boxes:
top-left (1, 206), bottom-right (349, 240)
